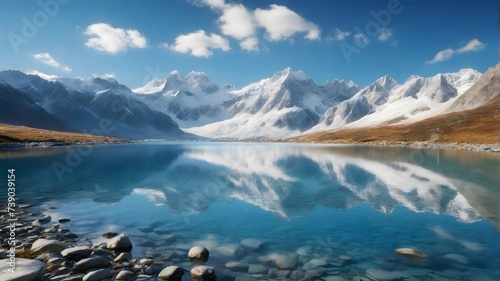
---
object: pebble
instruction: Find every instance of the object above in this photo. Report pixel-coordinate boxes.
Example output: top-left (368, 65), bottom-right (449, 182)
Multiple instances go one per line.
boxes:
top-left (115, 252), bottom-right (133, 262)
top-left (82, 268), bottom-right (113, 281)
top-left (158, 265), bottom-right (185, 281)
top-left (61, 246), bottom-right (93, 260)
top-left (58, 218), bottom-right (71, 223)
top-left (116, 270), bottom-right (136, 280)
top-left (188, 246), bottom-right (210, 264)
top-left (191, 265), bottom-right (217, 281)
top-left (73, 256), bottom-right (112, 272)
top-left (395, 248), bottom-right (426, 258)
top-left (107, 234), bottom-right (133, 252)
top-left (102, 231), bottom-right (118, 238)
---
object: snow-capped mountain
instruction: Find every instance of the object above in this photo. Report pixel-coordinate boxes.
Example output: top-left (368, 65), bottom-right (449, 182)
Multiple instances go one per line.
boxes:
top-left (0, 65), bottom-right (489, 140)
top-left (185, 68), bottom-right (359, 139)
top-left (0, 70), bottom-right (185, 139)
top-left (310, 68), bottom-right (482, 132)
top-left (134, 71), bottom-right (232, 128)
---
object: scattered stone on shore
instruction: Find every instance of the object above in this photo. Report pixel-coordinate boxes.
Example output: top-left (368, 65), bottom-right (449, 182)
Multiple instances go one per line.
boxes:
top-left (239, 239), bottom-right (262, 251)
top-left (82, 268), bottom-right (113, 281)
top-left (61, 246), bottom-right (93, 260)
top-left (395, 248), bottom-right (426, 258)
top-left (0, 258), bottom-right (46, 281)
top-left (107, 234), bottom-right (133, 252)
top-left (73, 256), bottom-right (112, 272)
top-left (191, 265), bottom-right (217, 281)
top-left (115, 252), bottom-right (133, 262)
top-left (116, 270), bottom-right (136, 280)
top-left (158, 265), bottom-right (185, 281)
top-left (188, 246), bottom-right (210, 264)
top-left (31, 239), bottom-right (68, 253)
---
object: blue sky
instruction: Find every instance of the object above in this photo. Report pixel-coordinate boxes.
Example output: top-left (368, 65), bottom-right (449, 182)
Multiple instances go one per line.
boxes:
top-left (0, 0), bottom-right (497, 88)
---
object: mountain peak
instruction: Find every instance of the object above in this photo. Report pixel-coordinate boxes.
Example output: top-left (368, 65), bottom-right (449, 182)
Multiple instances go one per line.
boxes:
top-left (272, 67), bottom-right (310, 82)
top-left (375, 75), bottom-right (398, 90)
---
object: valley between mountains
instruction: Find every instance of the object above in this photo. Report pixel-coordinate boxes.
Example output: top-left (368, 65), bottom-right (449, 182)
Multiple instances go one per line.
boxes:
top-left (0, 64), bottom-right (498, 145)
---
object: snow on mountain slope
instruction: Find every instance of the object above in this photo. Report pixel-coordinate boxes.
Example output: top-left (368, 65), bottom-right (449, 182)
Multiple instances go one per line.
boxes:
top-left (186, 68), bottom-right (352, 139)
top-left (0, 70), bottom-right (185, 139)
top-left (309, 68), bottom-right (482, 132)
top-left (447, 64), bottom-right (499, 112)
top-left (134, 71), bottom-right (233, 128)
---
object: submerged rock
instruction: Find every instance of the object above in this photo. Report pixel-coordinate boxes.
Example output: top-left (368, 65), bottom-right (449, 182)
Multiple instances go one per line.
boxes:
top-left (188, 246), bottom-right (209, 264)
top-left (239, 239), bottom-right (262, 251)
top-left (225, 261), bottom-right (249, 272)
top-left (395, 248), bottom-right (426, 258)
top-left (366, 268), bottom-right (401, 280)
top-left (444, 253), bottom-right (469, 264)
top-left (102, 231), bottom-right (118, 238)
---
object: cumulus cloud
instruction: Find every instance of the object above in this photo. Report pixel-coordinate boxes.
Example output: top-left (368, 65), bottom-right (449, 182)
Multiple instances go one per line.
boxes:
top-left (170, 30), bottom-right (230, 57)
top-left (377, 28), bottom-right (393, 42)
top-left (84, 23), bottom-right (147, 54)
top-left (254, 4), bottom-right (320, 41)
top-left (171, 1), bottom-right (320, 56)
top-left (33, 52), bottom-right (72, 72)
top-left (427, 39), bottom-right (486, 64)
top-left (354, 33), bottom-right (370, 46)
top-left (328, 28), bottom-right (351, 41)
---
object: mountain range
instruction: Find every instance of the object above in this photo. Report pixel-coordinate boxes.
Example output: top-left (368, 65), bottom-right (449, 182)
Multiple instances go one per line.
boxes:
top-left (0, 64), bottom-right (498, 141)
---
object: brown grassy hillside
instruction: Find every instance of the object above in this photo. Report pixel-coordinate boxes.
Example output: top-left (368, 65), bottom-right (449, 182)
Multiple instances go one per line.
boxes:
top-left (0, 124), bottom-right (123, 144)
top-left (292, 95), bottom-right (500, 145)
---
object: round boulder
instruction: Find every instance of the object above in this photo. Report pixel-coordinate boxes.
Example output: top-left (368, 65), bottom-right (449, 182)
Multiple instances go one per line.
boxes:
top-left (107, 234), bottom-right (133, 252)
top-left (159, 265), bottom-right (185, 281)
top-left (191, 266), bottom-right (217, 281)
top-left (188, 246), bottom-right (209, 264)
top-left (0, 258), bottom-right (46, 281)
top-left (31, 239), bottom-right (68, 253)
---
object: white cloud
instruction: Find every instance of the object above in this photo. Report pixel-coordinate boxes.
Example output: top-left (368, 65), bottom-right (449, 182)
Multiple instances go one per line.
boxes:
top-left (329, 28), bottom-right (351, 41)
top-left (33, 53), bottom-right (59, 67)
top-left (354, 33), bottom-right (370, 46)
top-left (84, 23), bottom-right (147, 54)
top-left (201, 0), bottom-right (225, 9)
top-left (427, 39), bottom-right (486, 64)
top-left (240, 37), bottom-right (259, 51)
top-left (456, 38), bottom-right (486, 53)
top-left (254, 4), bottom-right (320, 41)
top-left (27, 70), bottom-right (58, 81)
top-left (33, 52), bottom-right (72, 72)
top-left (218, 4), bottom-right (255, 40)
top-left (170, 30), bottom-right (230, 58)
top-left (377, 28), bottom-right (393, 41)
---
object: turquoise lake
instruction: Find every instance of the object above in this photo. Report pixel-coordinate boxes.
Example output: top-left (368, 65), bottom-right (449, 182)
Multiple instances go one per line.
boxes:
top-left (1, 142), bottom-right (499, 281)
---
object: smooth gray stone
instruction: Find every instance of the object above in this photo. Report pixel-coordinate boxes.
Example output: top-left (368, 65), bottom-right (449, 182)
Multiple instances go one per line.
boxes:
top-left (82, 268), bottom-right (112, 281)
top-left (74, 256), bottom-right (112, 272)
top-left (0, 258), bottom-right (46, 281)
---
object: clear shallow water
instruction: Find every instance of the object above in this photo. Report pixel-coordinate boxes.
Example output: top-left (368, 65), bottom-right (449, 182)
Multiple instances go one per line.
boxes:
top-left (1, 142), bottom-right (500, 280)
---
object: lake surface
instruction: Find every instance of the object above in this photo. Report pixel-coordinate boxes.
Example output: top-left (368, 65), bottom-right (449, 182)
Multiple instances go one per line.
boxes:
top-left (1, 142), bottom-right (500, 280)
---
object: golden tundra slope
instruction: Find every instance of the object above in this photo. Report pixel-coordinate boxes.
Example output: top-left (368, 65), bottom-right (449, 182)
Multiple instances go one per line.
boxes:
top-left (292, 65), bottom-right (500, 145)
top-left (0, 124), bottom-right (122, 144)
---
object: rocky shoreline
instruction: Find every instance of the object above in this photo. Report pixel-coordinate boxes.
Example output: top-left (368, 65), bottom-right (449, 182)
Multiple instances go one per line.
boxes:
top-left (1, 203), bottom-right (498, 281)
